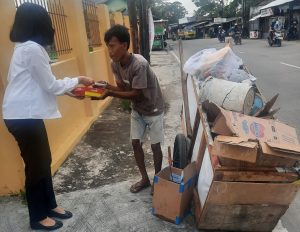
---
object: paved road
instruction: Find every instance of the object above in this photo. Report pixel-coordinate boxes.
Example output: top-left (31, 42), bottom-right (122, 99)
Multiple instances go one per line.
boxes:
top-left (171, 38), bottom-right (300, 232)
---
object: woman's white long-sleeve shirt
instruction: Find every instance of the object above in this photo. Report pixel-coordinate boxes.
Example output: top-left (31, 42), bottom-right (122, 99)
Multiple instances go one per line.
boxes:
top-left (2, 41), bottom-right (78, 119)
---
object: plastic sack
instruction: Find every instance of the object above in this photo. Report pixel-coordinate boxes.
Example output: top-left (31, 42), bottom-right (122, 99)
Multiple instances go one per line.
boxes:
top-left (183, 48), bottom-right (217, 77)
top-left (207, 47), bottom-right (243, 80)
top-left (228, 69), bottom-right (253, 83)
top-left (183, 46), bottom-right (244, 81)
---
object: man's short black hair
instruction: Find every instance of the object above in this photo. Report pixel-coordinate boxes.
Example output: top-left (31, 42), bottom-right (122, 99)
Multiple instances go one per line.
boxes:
top-left (10, 3), bottom-right (55, 46)
top-left (104, 25), bottom-right (130, 49)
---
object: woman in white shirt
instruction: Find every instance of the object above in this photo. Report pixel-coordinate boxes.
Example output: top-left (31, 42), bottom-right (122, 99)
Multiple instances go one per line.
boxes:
top-left (2, 3), bottom-right (94, 231)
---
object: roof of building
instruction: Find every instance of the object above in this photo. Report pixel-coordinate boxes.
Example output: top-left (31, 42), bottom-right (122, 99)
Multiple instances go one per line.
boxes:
top-left (260, 0), bottom-right (293, 10)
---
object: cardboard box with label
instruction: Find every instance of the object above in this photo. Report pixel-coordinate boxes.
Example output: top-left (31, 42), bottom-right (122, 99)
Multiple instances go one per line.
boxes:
top-left (204, 102), bottom-right (300, 167)
top-left (152, 162), bottom-right (197, 224)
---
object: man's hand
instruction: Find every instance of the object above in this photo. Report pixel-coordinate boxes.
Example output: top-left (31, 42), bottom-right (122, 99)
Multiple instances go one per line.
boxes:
top-left (78, 76), bottom-right (94, 86)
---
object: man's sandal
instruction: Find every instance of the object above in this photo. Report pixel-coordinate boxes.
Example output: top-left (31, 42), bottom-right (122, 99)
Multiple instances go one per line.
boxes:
top-left (130, 180), bottom-right (151, 193)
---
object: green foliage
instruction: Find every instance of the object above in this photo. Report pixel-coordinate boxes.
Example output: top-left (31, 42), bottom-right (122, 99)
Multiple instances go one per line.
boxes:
top-left (223, 0), bottom-right (241, 18)
top-left (48, 51), bottom-right (58, 61)
top-left (8, 189), bottom-right (27, 205)
top-left (193, 0), bottom-right (266, 18)
top-left (149, 0), bottom-right (188, 24)
top-left (120, 99), bottom-right (131, 112)
top-left (194, 1), bottom-right (224, 17)
top-left (19, 189), bottom-right (27, 205)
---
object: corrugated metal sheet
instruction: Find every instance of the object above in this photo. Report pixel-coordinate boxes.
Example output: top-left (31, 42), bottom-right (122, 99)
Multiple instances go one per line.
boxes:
top-left (260, 0), bottom-right (294, 10)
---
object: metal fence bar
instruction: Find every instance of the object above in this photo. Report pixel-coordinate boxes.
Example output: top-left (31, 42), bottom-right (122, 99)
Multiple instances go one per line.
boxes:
top-left (82, 0), bottom-right (101, 48)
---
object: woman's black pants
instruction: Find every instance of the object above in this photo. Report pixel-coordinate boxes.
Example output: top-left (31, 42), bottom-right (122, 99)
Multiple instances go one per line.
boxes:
top-left (4, 119), bottom-right (58, 224)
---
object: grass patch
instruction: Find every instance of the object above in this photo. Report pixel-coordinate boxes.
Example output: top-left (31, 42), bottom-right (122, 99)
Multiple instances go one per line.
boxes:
top-left (120, 99), bottom-right (131, 112)
top-left (9, 189), bottom-right (27, 205)
top-left (19, 189), bottom-right (27, 205)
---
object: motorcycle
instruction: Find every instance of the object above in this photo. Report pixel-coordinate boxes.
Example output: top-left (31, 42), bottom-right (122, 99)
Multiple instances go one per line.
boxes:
top-left (218, 31), bottom-right (225, 43)
top-left (171, 33), bottom-right (177, 41)
top-left (233, 32), bottom-right (242, 45)
top-left (268, 30), bottom-right (282, 47)
top-left (286, 26), bottom-right (298, 41)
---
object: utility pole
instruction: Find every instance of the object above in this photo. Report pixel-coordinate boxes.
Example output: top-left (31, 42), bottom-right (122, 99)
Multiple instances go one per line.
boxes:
top-left (138, 0), bottom-right (150, 62)
top-left (220, 0), bottom-right (224, 18)
top-left (128, 0), bottom-right (139, 54)
top-left (288, 1), bottom-right (294, 28)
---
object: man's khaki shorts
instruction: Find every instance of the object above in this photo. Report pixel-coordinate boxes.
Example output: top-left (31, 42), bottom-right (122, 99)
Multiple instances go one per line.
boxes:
top-left (130, 109), bottom-right (164, 145)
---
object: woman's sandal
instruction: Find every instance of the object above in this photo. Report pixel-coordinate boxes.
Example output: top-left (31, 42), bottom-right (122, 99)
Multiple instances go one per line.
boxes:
top-left (48, 210), bottom-right (73, 219)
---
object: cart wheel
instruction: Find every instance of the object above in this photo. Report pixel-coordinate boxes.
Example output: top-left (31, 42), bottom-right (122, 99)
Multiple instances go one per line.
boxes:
top-left (173, 133), bottom-right (190, 169)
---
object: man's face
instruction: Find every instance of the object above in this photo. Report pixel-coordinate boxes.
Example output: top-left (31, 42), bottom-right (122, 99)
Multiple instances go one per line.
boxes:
top-left (106, 36), bottom-right (127, 62)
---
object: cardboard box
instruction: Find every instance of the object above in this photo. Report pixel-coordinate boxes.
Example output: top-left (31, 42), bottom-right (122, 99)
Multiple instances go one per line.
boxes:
top-left (212, 107), bottom-right (299, 145)
top-left (211, 135), bottom-right (300, 167)
top-left (152, 162), bottom-right (197, 224)
top-left (212, 135), bottom-right (258, 163)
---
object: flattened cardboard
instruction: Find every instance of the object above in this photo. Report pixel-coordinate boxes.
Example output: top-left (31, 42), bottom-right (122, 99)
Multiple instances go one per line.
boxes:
top-left (260, 142), bottom-right (300, 161)
top-left (212, 136), bottom-right (258, 163)
top-left (152, 162), bottom-right (197, 224)
top-left (214, 170), bottom-right (299, 183)
top-left (212, 107), bottom-right (299, 145)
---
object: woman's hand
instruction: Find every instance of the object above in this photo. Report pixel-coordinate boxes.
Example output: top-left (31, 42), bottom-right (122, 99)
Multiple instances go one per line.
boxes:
top-left (78, 76), bottom-right (94, 86)
top-left (65, 91), bottom-right (85, 100)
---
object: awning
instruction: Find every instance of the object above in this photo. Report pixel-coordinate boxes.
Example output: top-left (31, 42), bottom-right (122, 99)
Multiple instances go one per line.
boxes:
top-left (190, 21), bottom-right (208, 28)
top-left (226, 17), bottom-right (240, 23)
top-left (204, 22), bottom-right (221, 28)
top-left (260, 0), bottom-right (294, 10)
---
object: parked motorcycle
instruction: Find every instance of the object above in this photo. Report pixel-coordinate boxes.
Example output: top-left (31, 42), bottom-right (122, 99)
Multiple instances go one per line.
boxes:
top-left (233, 32), bottom-right (242, 45)
top-left (268, 30), bottom-right (282, 47)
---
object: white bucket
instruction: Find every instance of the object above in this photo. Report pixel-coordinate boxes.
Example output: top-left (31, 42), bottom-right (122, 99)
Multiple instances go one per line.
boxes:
top-left (199, 77), bottom-right (255, 115)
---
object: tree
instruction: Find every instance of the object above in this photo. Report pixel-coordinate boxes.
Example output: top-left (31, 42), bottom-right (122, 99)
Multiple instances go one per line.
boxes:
top-left (223, 0), bottom-right (241, 18)
top-left (192, 0), bottom-right (226, 17)
top-left (193, 0), bottom-right (266, 18)
top-left (149, 0), bottom-right (188, 24)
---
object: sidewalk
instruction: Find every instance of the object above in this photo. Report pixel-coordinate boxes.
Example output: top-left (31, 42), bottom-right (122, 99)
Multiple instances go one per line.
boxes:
top-left (0, 50), bottom-right (293, 232)
top-left (0, 51), bottom-right (197, 231)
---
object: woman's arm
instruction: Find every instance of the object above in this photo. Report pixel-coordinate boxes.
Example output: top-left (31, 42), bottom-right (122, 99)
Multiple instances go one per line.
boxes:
top-left (29, 45), bottom-right (93, 95)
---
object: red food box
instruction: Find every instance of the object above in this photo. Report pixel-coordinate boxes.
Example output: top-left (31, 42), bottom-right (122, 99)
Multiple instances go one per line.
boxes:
top-left (71, 87), bottom-right (105, 98)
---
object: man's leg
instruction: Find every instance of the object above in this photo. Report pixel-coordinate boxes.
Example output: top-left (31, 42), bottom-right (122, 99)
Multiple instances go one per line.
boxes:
top-left (147, 112), bottom-right (164, 195)
top-left (130, 110), bottom-right (151, 193)
top-left (151, 143), bottom-right (163, 174)
top-left (130, 139), bottom-right (151, 193)
top-left (132, 139), bottom-right (149, 181)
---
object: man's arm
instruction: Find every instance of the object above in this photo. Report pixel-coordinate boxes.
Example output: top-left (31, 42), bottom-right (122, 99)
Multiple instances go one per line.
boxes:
top-left (106, 82), bottom-right (124, 92)
top-left (107, 89), bottom-right (142, 100)
top-left (93, 88), bottom-right (142, 100)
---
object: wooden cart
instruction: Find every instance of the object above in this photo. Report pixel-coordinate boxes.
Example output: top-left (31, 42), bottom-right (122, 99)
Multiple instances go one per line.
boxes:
top-left (177, 40), bottom-right (300, 231)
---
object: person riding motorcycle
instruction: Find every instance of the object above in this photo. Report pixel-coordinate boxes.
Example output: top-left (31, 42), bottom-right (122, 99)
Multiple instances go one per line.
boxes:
top-left (269, 18), bottom-right (282, 41)
top-left (287, 18), bottom-right (298, 40)
top-left (268, 18), bottom-right (283, 46)
top-left (232, 23), bottom-right (242, 44)
top-left (232, 23), bottom-right (240, 37)
top-left (218, 25), bottom-right (225, 42)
